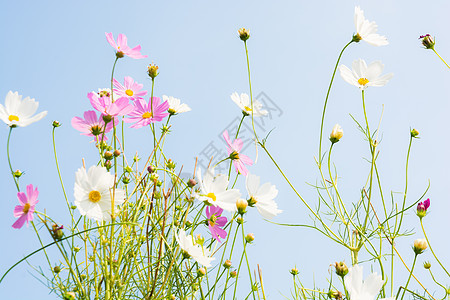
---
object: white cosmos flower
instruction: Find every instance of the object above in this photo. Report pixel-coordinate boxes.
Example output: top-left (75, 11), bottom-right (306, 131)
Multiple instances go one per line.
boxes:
top-left (246, 173), bottom-right (281, 219)
top-left (344, 265), bottom-right (393, 300)
top-left (339, 59), bottom-right (393, 90)
top-left (196, 167), bottom-right (241, 212)
top-left (0, 91), bottom-right (47, 127)
top-left (74, 165), bottom-right (125, 221)
top-left (175, 229), bottom-right (215, 267)
top-left (163, 95), bottom-right (191, 114)
top-left (354, 6), bottom-right (388, 46)
top-left (231, 92), bottom-right (268, 117)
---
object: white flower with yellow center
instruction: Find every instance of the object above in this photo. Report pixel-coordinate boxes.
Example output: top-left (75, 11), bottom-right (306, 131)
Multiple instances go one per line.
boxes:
top-left (344, 264), bottom-right (394, 300)
top-left (0, 91), bottom-right (47, 127)
top-left (163, 95), bottom-right (191, 115)
top-left (338, 59), bottom-right (393, 90)
top-left (246, 173), bottom-right (281, 219)
top-left (230, 92), bottom-right (268, 117)
top-left (196, 167), bottom-right (241, 212)
top-left (74, 165), bottom-right (125, 221)
top-left (175, 229), bottom-right (215, 267)
top-left (354, 6), bottom-right (388, 46)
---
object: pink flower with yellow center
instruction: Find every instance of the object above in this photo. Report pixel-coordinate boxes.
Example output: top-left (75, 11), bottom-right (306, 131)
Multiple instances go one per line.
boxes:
top-left (205, 206), bottom-right (227, 242)
top-left (123, 97), bottom-right (169, 128)
top-left (12, 184), bottom-right (39, 229)
top-left (113, 76), bottom-right (147, 101)
top-left (105, 32), bottom-right (147, 59)
top-left (223, 130), bottom-right (253, 176)
top-left (71, 110), bottom-right (116, 141)
top-left (88, 92), bottom-right (134, 117)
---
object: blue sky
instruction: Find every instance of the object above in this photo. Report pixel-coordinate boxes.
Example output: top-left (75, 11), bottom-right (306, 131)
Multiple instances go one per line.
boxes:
top-left (1, 0), bottom-right (450, 299)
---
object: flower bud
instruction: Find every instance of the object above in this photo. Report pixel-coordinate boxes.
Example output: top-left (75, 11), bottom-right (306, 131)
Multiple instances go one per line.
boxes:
top-left (63, 292), bottom-right (76, 300)
top-left (147, 165), bottom-right (156, 173)
top-left (329, 124), bottom-right (343, 144)
top-left (122, 176), bottom-right (130, 184)
top-left (328, 290), bottom-right (343, 300)
top-left (197, 268), bottom-right (206, 277)
top-left (166, 159), bottom-right (176, 170)
top-left (51, 224), bottom-right (64, 240)
top-left (74, 246), bottom-right (81, 253)
top-left (52, 120), bottom-right (61, 128)
top-left (245, 233), bottom-right (255, 243)
top-left (238, 28), bottom-right (250, 41)
top-left (124, 166), bottom-right (133, 173)
top-left (290, 268), bottom-right (299, 276)
top-left (423, 261), bottom-right (431, 269)
top-left (236, 217), bottom-right (244, 224)
top-left (410, 128), bottom-right (419, 138)
top-left (223, 260), bottom-right (232, 269)
top-left (413, 238), bottom-right (428, 255)
top-left (196, 234), bottom-right (205, 245)
top-left (102, 114), bottom-right (112, 124)
top-left (188, 178), bottom-right (197, 188)
top-left (335, 261), bottom-right (348, 277)
top-left (105, 160), bottom-right (112, 170)
top-left (104, 151), bottom-right (113, 160)
top-left (419, 34), bottom-right (435, 50)
top-left (113, 149), bottom-right (121, 157)
top-left (13, 170), bottom-right (23, 178)
top-left (416, 198), bottom-right (430, 219)
top-left (169, 295), bottom-right (176, 300)
top-left (54, 266), bottom-right (61, 273)
top-left (230, 270), bottom-right (237, 278)
top-left (150, 173), bottom-right (159, 182)
top-left (236, 199), bottom-right (248, 215)
top-left (147, 64), bottom-right (159, 79)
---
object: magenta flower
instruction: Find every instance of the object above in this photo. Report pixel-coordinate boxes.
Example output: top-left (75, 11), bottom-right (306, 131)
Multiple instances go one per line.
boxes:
top-left (223, 130), bottom-right (253, 176)
top-left (105, 32), bottom-right (147, 59)
top-left (88, 92), bottom-right (134, 117)
top-left (113, 76), bottom-right (147, 101)
top-left (123, 97), bottom-right (169, 128)
top-left (205, 206), bottom-right (227, 242)
top-left (71, 110), bottom-right (116, 141)
top-left (12, 184), bottom-right (39, 229)
top-left (417, 198), bottom-right (430, 218)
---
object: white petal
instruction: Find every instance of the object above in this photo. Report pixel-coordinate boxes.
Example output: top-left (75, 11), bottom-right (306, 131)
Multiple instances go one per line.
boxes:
top-left (365, 61), bottom-right (384, 81)
top-left (339, 65), bottom-right (359, 87)
top-left (364, 33), bottom-right (389, 46)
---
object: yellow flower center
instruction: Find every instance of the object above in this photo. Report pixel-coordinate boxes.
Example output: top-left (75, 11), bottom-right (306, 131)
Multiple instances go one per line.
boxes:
top-left (88, 190), bottom-right (102, 203)
top-left (8, 115), bottom-right (19, 122)
top-left (22, 203), bottom-right (31, 214)
top-left (125, 89), bottom-right (134, 96)
top-left (358, 78), bottom-right (369, 86)
top-left (142, 112), bottom-right (152, 119)
top-left (244, 106), bottom-right (252, 112)
top-left (206, 192), bottom-right (217, 202)
top-left (209, 215), bottom-right (217, 226)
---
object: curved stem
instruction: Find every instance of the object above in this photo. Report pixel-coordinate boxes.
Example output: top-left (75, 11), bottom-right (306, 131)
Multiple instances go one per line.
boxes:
top-left (400, 254), bottom-right (418, 300)
top-left (318, 40), bottom-right (353, 165)
top-left (6, 127), bottom-right (19, 191)
top-left (421, 219), bottom-right (450, 277)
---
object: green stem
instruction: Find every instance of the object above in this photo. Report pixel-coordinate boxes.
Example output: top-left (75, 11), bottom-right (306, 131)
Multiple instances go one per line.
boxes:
top-left (318, 40), bottom-right (353, 165)
top-left (243, 41), bottom-right (259, 144)
top-left (400, 254), bottom-right (418, 300)
top-left (6, 127), bottom-right (19, 191)
top-left (396, 136), bottom-right (413, 235)
top-left (421, 219), bottom-right (450, 277)
top-left (432, 49), bottom-right (450, 70)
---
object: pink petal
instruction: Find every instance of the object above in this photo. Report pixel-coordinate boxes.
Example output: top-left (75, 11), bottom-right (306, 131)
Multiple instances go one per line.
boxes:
top-left (17, 192), bottom-right (27, 206)
top-left (117, 33), bottom-right (127, 49)
top-left (105, 32), bottom-right (117, 49)
top-left (13, 205), bottom-right (24, 217)
top-left (12, 214), bottom-right (27, 229)
top-left (223, 130), bottom-right (232, 147)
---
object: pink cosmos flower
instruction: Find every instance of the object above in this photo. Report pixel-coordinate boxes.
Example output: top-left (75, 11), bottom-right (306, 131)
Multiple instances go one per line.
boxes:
top-left (223, 130), bottom-right (253, 176)
top-left (88, 92), bottom-right (134, 117)
top-left (71, 110), bottom-right (116, 141)
top-left (12, 184), bottom-right (39, 229)
top-left (105, 32), bottom-right (147, 59)
top-left (205, 206), bottom-right (227, 242)
top-left (113, 76), bottom-right (147, 101)
top-left (123, 97), bottom-right (169, 128)
top-left (417, 198), bottom-right (430, 212)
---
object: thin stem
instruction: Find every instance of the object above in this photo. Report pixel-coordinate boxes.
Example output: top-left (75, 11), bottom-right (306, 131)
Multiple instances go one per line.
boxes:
top-left (6, 127), bottom-right (19, 191)
top-left (318, 40), bottom-right (353, 165)
top-left (400, 254), bottom-right (418, 300)
top-left (421, 219), bottom-right (450, 277)
top-left (432, 49), bottom-right (450, 70)
top-left (396, 136), bottom-right (413, 235)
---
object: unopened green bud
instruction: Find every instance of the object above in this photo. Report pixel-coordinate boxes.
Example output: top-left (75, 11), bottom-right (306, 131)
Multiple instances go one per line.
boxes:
top-left (124, 166), bottom-right (133, 173)
top-left (188, 178), bottom-right (197, 188)
top-left (335, 261), bottom-right (348, 277)
top-left (166, 159), bottom-right (176, 170)
top-left (52, 120), bottom-right (61, 128)
top-left (113, 149), bottom-right (121, 157)
top-left (238, 28), bottom-right (250, 41)
top-left (104, 151), bottom-right (113, 160)
top-left (13, 170), bottom-right (23, 178)
top-left (147, 64), bottom-right (159, 79)
top-left (411, 128), bottom-right (419, 138)
top-left (71, 205), bottom-right (77, 210)
top-left (63, 292), bottom-right (76, 300)
top-left (74, 247), bottom-right (80, 253)
top-left (419, 34), bottom-right (435, 50)
top-left (80, 274), bottom-right (87, 281)
top-left (236, 217), bottom-right (244, 225)
top-left (223, 260), bottom-right (232, 269)
top-left (54, 266), bottom-right (61, 273)
top-left (197, 268), bottom-right (206, 277)
top-left (230, 270), bottom-right (237, 278)
top-left (236, 199), bottom-right (248, 215)
top-left (245, 233), bottom-right (255, 243)
top-left (153, 191), bottom-right (162, 200)
top-left (290, 268), bottom-right (299, 276)
top-left (328, 290), bottom-right (343, 299)
top-left (423, 261), bottom-right (431, 269)
top-left (196, 234), bottom-right (205, 245)
top-left (122, 176), bottom-right (130, 184)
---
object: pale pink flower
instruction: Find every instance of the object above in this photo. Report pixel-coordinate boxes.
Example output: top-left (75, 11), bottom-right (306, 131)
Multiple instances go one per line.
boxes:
top-left (88, 92), bottom-right (134, 117)
top-left (205, 206), bottom-right (227, 242)
top-left (123, 97), bottom-right (169, 128)
top-left (223, 130), bottom-right (253, 176)
top-left (105, 32), bottom-right (147, 59)
top-left (113, 76), bottom-right (147, 101)
top-left (12, 184), bottom-right (39, 229)
top-left (71, 110), bottom-right (115, 141)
